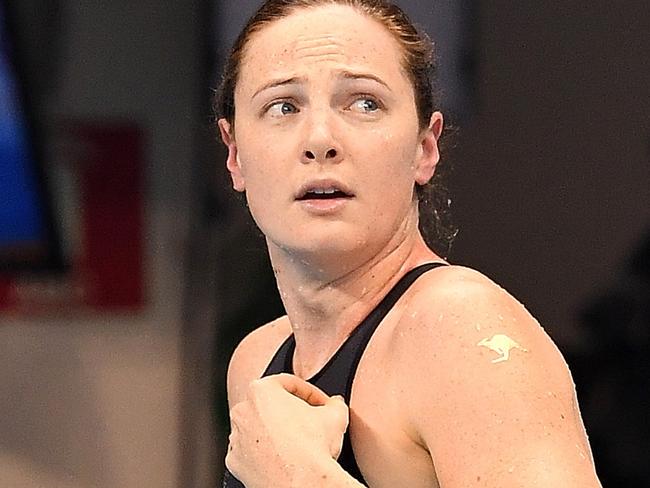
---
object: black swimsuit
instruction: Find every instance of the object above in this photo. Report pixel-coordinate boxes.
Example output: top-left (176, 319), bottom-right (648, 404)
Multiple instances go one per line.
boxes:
top-left (223, 262), bottom-right (446, 487)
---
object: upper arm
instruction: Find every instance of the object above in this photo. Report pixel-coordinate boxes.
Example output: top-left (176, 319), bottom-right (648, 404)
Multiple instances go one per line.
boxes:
top-left (226, 316), bottom-right (291, 409)
top-left (399, 267), bottom-right (601, 487)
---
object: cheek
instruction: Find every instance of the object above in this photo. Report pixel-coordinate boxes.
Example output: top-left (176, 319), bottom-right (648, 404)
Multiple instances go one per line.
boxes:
top-left (237, 149), bottom-right (289, 222)
top-left (236, 134), bottom-right (278, 181)
top-left (364, 129), bottom-right (419, 182)
top-left (365, 132), bottom-right (420, 222)
top-left (240, 159), bottom-right (275, 199)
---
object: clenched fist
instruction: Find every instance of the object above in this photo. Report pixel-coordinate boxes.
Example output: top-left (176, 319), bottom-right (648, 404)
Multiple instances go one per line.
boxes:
top-left (226, 373), bottom-right (349, 487)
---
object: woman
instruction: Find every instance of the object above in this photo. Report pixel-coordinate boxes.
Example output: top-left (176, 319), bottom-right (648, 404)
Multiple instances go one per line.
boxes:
top-left (216, 1), bottom-right (602, 486)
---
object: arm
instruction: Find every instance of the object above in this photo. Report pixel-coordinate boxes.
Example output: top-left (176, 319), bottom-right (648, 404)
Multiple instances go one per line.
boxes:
top-left (227, 374), bottom-right (367, 488)
top-left (226, 323), bottom-right (368, 487)
top-left (400, 267), bottom-right (602, 487)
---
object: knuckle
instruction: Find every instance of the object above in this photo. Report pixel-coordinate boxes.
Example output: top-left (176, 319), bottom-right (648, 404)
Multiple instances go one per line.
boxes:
top-left (224, 450), bottom-right (235, 471)
top-left (225, 446), bottom-right (242, 480)
top-left (247, 376), bottom-right (274, 400)
top-left (248, 377), bottom-right (265, 392)
top-left (229, 403), bottom-right (244, 423)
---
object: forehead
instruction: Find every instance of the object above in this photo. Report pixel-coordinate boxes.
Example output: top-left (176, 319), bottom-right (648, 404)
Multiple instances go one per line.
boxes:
top-left (238, 4), bottom-right (407, 89)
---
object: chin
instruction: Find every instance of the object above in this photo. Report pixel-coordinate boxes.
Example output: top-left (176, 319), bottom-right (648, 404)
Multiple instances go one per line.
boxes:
top-left (260, 213), bottom-right (408, 265)
top-left (272, 230), bottom-right (391, 271)
top-left (284, 235), bottom-right (366, 256)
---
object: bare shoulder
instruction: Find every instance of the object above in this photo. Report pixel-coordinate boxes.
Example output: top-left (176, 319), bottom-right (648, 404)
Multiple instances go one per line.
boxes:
top-left (396, 264), bottom-right (572, 398)
top-left (398, 263), bottom-right (575, 404)
top-left (399, 264), bottom-right (562, 365)
top-left (226, 315), bottom-right (292, 408)
top-left (392, 264), bottom-right (601, 486)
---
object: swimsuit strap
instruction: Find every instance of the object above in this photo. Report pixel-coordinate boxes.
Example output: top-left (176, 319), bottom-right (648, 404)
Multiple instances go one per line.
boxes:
top-left (224, 262), bottom-right (447, 487)
top-left (262, 262), bottom-right (446, 387)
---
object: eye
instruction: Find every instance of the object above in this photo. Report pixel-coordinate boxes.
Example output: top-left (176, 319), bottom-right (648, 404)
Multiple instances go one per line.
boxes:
top-left (349, 97), bottom-right (380, 114)
top-left (266, 101), bottom-right (299, 117)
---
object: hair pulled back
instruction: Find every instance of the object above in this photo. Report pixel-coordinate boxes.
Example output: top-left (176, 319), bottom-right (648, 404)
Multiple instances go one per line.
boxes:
top-left (215, 0), bottom-right (457, 257)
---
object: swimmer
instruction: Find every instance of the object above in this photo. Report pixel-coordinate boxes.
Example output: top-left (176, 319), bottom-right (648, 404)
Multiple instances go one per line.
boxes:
top-left (215, 1), bottom-right (602, 486)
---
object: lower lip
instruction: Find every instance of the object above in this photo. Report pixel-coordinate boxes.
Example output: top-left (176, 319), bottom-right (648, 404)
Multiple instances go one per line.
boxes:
top-left (296, 197), bottom-right (353, 214)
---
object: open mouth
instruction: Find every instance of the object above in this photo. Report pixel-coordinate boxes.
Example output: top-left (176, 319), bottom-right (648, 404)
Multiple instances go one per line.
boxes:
top-left (296, 188), bottom-right (353, 200)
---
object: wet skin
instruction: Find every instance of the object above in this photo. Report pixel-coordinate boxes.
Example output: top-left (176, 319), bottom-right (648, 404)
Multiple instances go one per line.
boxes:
top-left (219, 4), bottom-right (442, 273)
top-left (220, 5), bottom-right (602, 488)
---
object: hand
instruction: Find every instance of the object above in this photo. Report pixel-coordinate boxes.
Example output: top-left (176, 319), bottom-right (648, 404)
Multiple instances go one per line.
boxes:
top-left (226, 373), bottom-right (349, 487)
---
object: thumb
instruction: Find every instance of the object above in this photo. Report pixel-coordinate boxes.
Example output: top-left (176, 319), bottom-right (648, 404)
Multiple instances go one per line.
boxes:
top-left (323, 395), bottom-right (349, 459)
top-left (325, 395), bottom-right (349, 431)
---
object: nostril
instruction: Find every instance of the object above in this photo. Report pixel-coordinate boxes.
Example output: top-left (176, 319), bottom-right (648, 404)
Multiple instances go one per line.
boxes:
top-left (305, 150), bottom-right (316, 159)
top-left (326, 149), bottom-right (337, 159)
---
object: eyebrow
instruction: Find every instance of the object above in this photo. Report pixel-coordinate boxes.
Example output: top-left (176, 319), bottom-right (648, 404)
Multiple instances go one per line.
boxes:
top-left (251, 71), bottom-right (392, 100)
top-left (338, 71), bottom-right (392, 91)
top-left (252, 77), bottom-right (305, 100)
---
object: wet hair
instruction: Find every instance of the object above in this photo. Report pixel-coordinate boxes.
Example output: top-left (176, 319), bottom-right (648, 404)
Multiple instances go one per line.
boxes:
top-left (215, 0), bottom-right (457, 257)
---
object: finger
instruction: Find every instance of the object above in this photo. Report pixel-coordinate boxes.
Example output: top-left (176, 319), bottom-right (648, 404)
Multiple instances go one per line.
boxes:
top-left (322, 396), bottom-right (349, 459)
top-left (325, 395), bottom-right (350, 431)
top-left (270, 373), bottom-right (330, 406)
top-left (229, 403), bottom-right (244, 430)
top-left (225, 447), bottom-right (237, 477)
top-left (225, 436), bottom-right (238, 474)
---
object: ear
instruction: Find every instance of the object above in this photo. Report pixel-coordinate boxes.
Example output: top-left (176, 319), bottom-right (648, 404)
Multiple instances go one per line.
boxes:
top-left (218, 118), bottom-right (246, 192)
top-left (414, 111), bottom-right (444, 185)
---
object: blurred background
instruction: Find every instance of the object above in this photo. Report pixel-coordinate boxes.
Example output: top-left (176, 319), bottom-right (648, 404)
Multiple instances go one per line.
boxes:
top-left (0, 0), bottom-right (648, 487)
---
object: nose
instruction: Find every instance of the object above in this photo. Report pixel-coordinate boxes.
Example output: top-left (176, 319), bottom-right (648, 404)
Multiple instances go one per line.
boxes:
top-left (303, 147), bottom-right (339, 161)
top-left (300, 110), bottom-right (343, 164)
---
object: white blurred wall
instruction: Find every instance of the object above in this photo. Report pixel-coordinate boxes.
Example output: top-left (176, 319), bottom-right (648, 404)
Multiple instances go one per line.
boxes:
top-left (0, 1), bottom-right (201, 486)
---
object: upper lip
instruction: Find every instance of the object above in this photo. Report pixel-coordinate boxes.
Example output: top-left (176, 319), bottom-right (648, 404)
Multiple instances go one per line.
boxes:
top-left (295, 178), bottom-right (355, 200)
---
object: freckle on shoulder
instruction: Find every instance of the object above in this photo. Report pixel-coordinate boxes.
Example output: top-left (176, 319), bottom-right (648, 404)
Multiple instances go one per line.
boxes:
top-left (403, 264), bottom-right (536, 336)
top-left (232, 315), bottom-right (291, 363)
top-left (227, 315), bottom-right (292, 405)
top-left (255, 315), bottom-right (292, 340)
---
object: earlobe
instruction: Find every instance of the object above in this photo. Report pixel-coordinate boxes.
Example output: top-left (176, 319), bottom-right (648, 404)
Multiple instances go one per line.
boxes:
top-left (414, 111), bottom-right (444, 185)
top-left (218, 118), bottom-right (246, 192)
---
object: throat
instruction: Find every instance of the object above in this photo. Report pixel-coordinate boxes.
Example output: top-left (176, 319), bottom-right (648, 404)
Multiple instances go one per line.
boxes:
top-left (287, 293), bottom-right (370, 380)
top-left (269, 224), bottom-right (437, 378)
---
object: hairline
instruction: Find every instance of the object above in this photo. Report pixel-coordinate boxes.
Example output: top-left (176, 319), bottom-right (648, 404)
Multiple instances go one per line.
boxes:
top-left (231, 2), bottom-right (420, 129)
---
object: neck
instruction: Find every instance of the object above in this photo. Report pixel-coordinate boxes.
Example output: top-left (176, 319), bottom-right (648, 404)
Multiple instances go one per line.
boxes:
top-left (267, 221), bottom-right (441, 379)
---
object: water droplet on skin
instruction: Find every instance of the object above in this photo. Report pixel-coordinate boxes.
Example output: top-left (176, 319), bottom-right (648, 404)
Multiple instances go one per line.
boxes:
top-left (411, 311), bottom-right (418, 318)
top-left (575, 444), bottom-right (587, 460)
top-left (475, 322), bottom-right (481, 331)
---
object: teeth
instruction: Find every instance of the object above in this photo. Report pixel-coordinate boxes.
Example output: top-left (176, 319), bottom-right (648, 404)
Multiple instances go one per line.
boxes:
top-left (310, 188), bottom-right (337, 195)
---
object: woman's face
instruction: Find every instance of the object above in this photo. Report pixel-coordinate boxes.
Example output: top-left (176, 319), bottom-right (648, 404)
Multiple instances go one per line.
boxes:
top-left (219, 4), bottom-right (442, 262)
